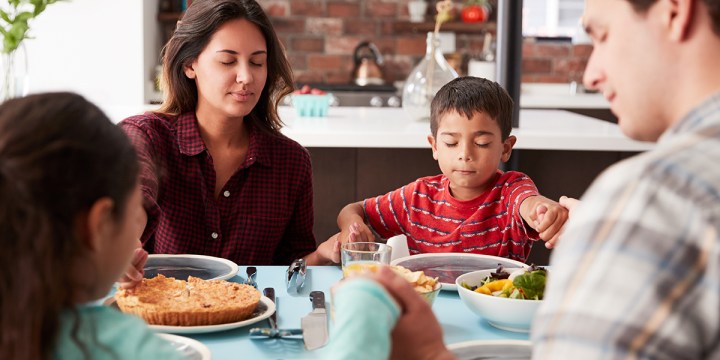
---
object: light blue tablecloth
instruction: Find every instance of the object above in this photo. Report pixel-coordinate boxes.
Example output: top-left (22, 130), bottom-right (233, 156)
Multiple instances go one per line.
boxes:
top-left (183, 266), bottom-right (528, 359)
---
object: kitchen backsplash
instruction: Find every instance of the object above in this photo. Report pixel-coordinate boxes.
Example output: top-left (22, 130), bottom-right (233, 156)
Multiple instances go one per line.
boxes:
top-left (258, 0), bottom-right (592, 85)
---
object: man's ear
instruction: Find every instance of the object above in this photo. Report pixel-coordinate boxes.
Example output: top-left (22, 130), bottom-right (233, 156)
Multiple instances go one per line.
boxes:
top-left (501, 135), bottom-right (517, 162)
top-left (664, 0), bottom-right (694, 41)
top-left (81, 197), bottom-right (115, 252)
top-left (427, 134), bottom-right (439, 160)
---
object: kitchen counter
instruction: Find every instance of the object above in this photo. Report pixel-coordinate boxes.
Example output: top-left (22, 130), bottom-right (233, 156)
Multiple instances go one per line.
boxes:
top-left (520, 83), bottom-right (609, 109)
top-left (279, 106), bottom-right (652, 152)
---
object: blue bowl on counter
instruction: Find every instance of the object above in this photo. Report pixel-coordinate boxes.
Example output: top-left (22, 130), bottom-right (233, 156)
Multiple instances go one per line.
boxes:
top-left (292, 94), bottom-right (332, 117)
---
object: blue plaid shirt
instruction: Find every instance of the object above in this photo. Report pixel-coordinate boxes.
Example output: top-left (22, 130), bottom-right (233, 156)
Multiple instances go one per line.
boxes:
top-left (533, 92), bottom-right (720, 359)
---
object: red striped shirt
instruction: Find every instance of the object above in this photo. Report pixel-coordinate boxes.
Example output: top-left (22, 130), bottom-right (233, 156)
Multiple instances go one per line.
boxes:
top-left (363, 171), bottom-right (540, 262)
top-left (119, 112), bottom-right (316, 265)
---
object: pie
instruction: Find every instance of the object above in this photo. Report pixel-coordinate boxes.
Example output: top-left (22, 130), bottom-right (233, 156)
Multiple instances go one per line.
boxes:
top-left (115, 274), bottom-right (261, 326)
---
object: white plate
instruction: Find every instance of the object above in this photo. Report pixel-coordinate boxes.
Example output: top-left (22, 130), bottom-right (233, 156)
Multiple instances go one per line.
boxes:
top-left (448, 339), bottom-right (532, 359)
top-left (144, 254), bottom-right (239, 281)
top-left (149, 295), bottom-right (275, 334)
top-left (157, 333), bottom-right (212, 360)
top-left (391, 253), bottom-right (526, 291)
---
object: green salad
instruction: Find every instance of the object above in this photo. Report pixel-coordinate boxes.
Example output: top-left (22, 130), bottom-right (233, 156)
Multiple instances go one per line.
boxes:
top-left (461, 264), bottom-right (547, 300)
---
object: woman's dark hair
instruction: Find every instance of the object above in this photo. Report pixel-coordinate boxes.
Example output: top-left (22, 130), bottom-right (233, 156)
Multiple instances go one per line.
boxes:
top-left (157, 0), bottom-right (294, 134)
top-left (626, 0), bottom-right (720, 36)
top-left (0, 92), bottom-right (138, 359)
top-left (430, 76), bottom-right (514, 140)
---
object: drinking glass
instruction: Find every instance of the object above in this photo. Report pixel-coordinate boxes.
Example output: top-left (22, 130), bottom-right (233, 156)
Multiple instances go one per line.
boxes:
top-left (341, 242), bottom-right (392, 278)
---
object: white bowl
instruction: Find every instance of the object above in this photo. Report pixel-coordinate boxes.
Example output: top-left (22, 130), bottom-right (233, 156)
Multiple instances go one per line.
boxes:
top-left (455, 268), bottom-right (542, 333)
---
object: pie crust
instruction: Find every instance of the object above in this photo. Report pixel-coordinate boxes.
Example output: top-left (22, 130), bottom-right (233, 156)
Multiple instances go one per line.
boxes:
top-left (115, 274), bottom-right (261, 326)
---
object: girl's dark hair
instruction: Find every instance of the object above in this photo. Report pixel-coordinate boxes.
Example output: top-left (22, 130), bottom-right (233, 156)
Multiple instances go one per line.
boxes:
top-left (157, 0), bottom-right (294, 134)
top-left (0, 92), bottom-right (139, 359)
top-left (626, 0), bottom-right (720, 36)
top-left (430, 76), bottom-right (514, 140)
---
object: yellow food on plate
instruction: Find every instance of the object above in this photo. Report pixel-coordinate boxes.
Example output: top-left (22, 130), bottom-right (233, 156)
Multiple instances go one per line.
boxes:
top-left (115, 274), bottom-right (261, 326)
top-left (390, 265), bottom-right (439, 293)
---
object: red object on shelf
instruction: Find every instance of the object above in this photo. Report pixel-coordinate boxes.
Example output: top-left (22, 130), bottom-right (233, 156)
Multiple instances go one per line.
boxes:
top-left (461, 5), bottom-right (488, 23)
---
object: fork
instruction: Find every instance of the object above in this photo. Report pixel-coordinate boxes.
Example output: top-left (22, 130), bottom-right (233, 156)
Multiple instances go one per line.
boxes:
top-left (245, 266), bottom-right (258, 288)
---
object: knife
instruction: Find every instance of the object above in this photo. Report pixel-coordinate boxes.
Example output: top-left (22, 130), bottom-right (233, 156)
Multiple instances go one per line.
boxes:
top-left (263, 288), bottom-right (276, 329)
top-left (301, 291), bottom-right (328, 350)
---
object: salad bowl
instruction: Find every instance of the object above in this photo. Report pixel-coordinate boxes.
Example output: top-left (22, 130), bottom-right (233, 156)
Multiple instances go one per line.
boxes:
top-left (455, 267), bottom-right (546, 333)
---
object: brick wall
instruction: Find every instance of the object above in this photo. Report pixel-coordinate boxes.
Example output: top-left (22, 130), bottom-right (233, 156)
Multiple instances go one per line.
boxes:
top-left (259, 0), bottom-right (591, 84)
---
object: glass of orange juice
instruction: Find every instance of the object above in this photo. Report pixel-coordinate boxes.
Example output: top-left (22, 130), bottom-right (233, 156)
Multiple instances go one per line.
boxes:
top-left (341, 242), bottom-right (392, 278)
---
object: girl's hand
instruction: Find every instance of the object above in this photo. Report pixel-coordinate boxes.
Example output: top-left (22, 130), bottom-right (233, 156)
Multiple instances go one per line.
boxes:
top-left (118, 246), bottom-right (148, 289)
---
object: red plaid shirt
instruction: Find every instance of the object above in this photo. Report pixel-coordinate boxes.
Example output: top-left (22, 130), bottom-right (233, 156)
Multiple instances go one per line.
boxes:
top-left (119, 112), bottom-right (316, 265)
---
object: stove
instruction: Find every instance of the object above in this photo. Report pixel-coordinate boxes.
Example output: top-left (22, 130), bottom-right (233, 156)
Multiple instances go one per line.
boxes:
top-left (294, 83), bottom-right (402, 108)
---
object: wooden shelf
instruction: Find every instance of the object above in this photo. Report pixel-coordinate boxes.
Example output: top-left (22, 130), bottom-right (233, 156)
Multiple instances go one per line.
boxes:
top-left (393, 21), bottom-right (495, 34)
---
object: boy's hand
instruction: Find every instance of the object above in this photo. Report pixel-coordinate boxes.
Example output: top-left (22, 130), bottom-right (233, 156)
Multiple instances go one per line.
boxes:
top-left (520, 196), bottom-right (569, 249)
top-left (339, 222), bottom-right (376, 246)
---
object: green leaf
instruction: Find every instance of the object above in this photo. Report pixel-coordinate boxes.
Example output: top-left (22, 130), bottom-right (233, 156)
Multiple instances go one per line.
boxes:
top-left (512, 270), bottom-right (547, 300)
top-left (0, 9), bottom-right (11, 24)
top-left (15, 11), bottom-right (33, 23)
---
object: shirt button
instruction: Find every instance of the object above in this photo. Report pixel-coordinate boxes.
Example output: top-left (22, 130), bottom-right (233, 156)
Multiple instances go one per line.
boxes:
top-left (211, 232), bottom-right (219, 239)
top-left (223, 190), bottom-right (230, 198)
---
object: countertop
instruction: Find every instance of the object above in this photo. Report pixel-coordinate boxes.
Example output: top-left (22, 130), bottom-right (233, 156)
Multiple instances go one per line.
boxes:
top-left (520, 83), bottom-right (609, 109)
top-left (279, 106), bottom-right (652, 152)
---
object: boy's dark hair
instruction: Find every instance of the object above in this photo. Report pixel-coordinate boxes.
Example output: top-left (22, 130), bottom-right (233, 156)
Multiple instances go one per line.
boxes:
top-left (626, 0), bottom-right (720, 36)
top-left (0, 92), bottom-right (138, 359)
top-left (158, 0), bottom-right (294, 135)
top-left (430, 76), bottom-right (514, 140)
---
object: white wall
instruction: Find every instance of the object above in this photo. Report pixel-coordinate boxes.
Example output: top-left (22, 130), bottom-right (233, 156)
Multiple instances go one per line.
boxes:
top-left (24, 0), bottom-right (157, 122)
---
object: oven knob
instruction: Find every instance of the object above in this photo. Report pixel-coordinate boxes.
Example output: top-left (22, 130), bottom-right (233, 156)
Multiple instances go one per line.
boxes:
top-left (370, 96), bottom-right (384, 107)
top-left (329, 94), bottom-right (340, 107)
top-left (387, 96), bottom-right (401, 108)
top-left (283, 95), bottom-right (293, 106)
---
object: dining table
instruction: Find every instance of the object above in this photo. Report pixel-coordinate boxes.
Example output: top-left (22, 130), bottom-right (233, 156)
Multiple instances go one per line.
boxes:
top-left (183, 265), bottom-right (529, 359)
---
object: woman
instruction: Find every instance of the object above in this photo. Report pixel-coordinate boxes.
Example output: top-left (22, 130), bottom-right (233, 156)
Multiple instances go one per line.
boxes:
top-left (119, 0), bottom-right (338, 286)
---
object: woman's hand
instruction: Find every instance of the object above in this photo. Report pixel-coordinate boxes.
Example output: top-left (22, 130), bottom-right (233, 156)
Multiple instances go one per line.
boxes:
top-left (118, 245), bottom-right (148, 289)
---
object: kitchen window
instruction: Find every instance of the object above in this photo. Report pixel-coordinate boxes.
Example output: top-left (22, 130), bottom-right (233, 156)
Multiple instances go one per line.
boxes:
top-left (523, 0), bottom-right (584, 38)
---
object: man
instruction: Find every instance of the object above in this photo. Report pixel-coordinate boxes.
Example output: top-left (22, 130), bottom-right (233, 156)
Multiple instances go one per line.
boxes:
top-left (327, 0), bottom-right (720, 359)
top-left (533, 0), bottom-right (720, 358)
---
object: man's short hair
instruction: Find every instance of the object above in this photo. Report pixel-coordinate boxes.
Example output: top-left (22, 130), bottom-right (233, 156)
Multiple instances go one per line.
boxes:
top-left (626, 0), bottom-right (720, 36)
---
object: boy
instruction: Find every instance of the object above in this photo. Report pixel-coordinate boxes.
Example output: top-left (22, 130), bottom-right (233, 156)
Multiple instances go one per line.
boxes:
top-left (333, 77), bottom-right (568, 262)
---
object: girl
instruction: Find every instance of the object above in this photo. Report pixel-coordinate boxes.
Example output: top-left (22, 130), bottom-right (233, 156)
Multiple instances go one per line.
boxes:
top-left (0, 93), bottom-right (183, 359)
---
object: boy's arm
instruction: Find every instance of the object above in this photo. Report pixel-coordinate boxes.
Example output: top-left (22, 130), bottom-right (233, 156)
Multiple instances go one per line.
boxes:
top-left (337, 201), bottom-right (376, 245)
top-left (519, 195), bottom-right (569, 248)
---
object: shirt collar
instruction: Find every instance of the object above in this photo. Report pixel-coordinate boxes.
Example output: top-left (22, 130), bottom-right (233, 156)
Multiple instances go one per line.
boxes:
top-left (176, 112), bottom-right (269, 167)
top-left (660, 90), bottom-right (720, 143)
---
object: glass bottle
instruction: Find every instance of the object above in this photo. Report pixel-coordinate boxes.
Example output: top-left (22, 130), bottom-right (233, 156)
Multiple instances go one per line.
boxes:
top-left (1, 43), bottom-right (29, 102)
top-left (402, 32), bottom-right (459, 121)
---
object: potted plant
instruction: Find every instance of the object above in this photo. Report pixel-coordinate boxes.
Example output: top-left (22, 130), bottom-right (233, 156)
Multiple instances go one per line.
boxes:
top-left (0, 0), bottom-right (62, 101)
